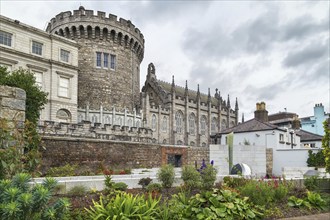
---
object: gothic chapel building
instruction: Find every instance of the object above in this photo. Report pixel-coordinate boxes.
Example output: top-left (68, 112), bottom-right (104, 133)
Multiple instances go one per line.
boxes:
top-left (0, 7), bottom-right (239, 147)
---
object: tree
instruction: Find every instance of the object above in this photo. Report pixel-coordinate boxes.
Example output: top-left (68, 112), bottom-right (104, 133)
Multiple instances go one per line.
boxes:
top-left (0, 66), bottom-right (48, 124)
top-left (322, 119), bottom-right (330, 173)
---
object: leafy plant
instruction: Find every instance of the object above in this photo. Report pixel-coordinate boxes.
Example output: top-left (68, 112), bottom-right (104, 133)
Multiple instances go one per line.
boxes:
top-left (306, 191), bottom-right (326, 210)
top-left (138, 177), bottom-right (153, 189)
top-left (113, 182), bottom-right (128, 191)
top-left (200, 164), bottom-right (217, 190)
top-left (104, 174), bottom-right (115, 193)
top-left (0, 173), bottom-right (71, 219)
top-left (223, 176), bottom-right (248, 188)
top-left (181, 165), bottom-right (202, 192)
top-left (157, 164), bottom-right (175, 189)
top-left (288, 196), bottom-right (311, 209)
top-left (304, 176), bottom-right (319, 191)
top-left (322, 120), bottom-right (330, 172)
top-left (167, 188), bottom-right (264, 220)
top-left (86, 192), bottom-right (161, 219)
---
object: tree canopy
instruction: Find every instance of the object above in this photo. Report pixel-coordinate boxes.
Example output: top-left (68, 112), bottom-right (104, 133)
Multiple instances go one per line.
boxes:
top-left (0, 66), bottom-right (48, 124)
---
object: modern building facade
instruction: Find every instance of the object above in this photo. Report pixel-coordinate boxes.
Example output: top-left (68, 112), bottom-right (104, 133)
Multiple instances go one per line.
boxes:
top-left (300, 103), bottom-right (329, 136)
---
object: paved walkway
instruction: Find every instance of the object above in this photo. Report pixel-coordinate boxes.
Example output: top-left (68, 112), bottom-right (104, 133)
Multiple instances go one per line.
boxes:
top-left (281, 213), bottom-right (330, 220)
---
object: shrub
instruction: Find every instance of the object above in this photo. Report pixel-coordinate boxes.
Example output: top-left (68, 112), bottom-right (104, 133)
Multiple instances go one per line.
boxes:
top-left (86, 192), bottom-right (161, 219)
top-left (200, 164), bottom-right (217, 190)
top-left (146, 183), bottom-right (162, 193)
top-left (223, 176), bottom-right (248, 188)
top-left (138, 177), bottom-right (153, 189)
top-left (104, 174), bottom-right (115, 193)
top-left (157, 164), bottom-right (175, 189)
top-left (46, 164), bottom-right (78, 177)
top-left (307, 150), bottom-right (325, 167)
top-left (306, 191), bottom-right (326, 210)
top-left (113, 182), bottom-right (128, 191)
top-left (0, 173), bottom-right (71, 219)
top-left (181, 165), bottom-right (201, 191)
top-left (67, 185), bottom-right (88, 196)
top-left (304, 176), bottom-right (319, 191)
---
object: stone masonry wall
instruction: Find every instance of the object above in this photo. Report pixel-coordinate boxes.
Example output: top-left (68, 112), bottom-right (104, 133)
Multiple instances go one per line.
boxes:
top-left (41, 137), bottom-right (161, 172)
top-left (40, 136), bottom-right (209, 173)
top-left (0, 85), bottom-right (26, 126)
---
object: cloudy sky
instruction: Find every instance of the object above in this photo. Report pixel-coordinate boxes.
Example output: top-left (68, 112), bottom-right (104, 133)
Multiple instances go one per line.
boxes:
top-left (1, 0), bottom-right (329, 120)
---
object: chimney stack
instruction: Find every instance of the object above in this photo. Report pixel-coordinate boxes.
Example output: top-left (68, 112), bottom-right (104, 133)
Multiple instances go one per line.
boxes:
top-left (254, 102), bottom-right (268, 122)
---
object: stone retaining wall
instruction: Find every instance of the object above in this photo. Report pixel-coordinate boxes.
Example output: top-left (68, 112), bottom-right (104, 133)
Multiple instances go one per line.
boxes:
top-left (41, 136), bottom-right (209, 173)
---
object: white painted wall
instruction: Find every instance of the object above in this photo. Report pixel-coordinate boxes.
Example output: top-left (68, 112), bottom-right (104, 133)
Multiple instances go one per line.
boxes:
top-left (273, 148), bottom-right (323, 176)
top-left (210, 144), bottom-right (266, 177)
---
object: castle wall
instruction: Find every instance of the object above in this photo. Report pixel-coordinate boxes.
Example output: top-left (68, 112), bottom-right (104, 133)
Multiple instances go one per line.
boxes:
top-left (47, 7), bottom-right (144, 112)
top-left (40, 136), bottom-right (209, 172)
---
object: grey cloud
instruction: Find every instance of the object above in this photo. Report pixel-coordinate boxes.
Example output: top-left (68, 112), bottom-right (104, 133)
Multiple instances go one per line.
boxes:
top-left (283, 42), bottom-right (327, 67)
top-left (243, 83), bottom-right (284, 101)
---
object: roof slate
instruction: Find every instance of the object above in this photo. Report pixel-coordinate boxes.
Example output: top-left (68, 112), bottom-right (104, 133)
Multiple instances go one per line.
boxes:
top-left (296, 130), bottom-right (323, 141)
top-left (219, 118), bottom-right (280, 134)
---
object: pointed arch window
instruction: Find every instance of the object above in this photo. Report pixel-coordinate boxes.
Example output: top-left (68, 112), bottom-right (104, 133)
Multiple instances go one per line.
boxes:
top-left (200, 116), bottom-right (207, 135)
top-left (211, 117), bottom-right (217, 135)
top-left (151, 114), bottom-right (157, 131)
top-left (221, 119), bottom-right (227, 131)
top-left (162, 116), bottom-right (167, 132)
top-left (189, 113), bottom-right (195, 135)
top-left (175, 111), bottom-right (183, 134)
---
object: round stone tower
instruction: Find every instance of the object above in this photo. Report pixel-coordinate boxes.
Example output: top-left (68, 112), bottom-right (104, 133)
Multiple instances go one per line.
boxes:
top-left (46, 6), bottom-right (144, 111)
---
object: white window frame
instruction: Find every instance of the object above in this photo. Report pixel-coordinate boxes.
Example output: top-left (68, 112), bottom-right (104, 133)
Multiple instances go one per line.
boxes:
top-left (0, 30), bottom-right (12, 47)
top-left (96, 52), bottom-right (102, 67)
top-left (56, 71), bottom-right (74, 99)
top-left (175, 111), bottom-right (183, 134)
top-left (189, 113), bottom-right (195, 135)
top-left (60, 49), bottom-right (70, 63)
top-left (200, 116), bottom-right (206, 135)
top-left (110, 54), bottom-right (116, 70)
top-left (104, 53), bottom-right (109, 68)
top-left (162, 116), bottom-right (167, 132)
top-left (32, 41), bottom-right (43, 56)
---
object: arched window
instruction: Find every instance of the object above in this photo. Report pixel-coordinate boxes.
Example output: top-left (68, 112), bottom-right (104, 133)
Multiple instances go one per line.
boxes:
top-left (128, 119), bottom-right (133, 127)
top-left (202, 142), bottom-right (207, 147)
top-left (230, 121), bottom-right (235, 128)
top-left (189, 113), bottom-right (195, 135)
top-left (190, 141), bottom-right (195, 147)
top-left (200, 116), bottom-right (207, 135)
top-left (163, 139), bottom-right (167, 144)
top-left (162, 116), bottom-right (167, 132)
top-left (91, 114), bottom-right (97, 123)
top-left (221, 119), bottom-right (227, 131)
top-left (177, 140), bottom-right (183, 145)
top-left (151, 114), bottom-right (157, 131)
top-left (175, 111), bottom-right (183, 134)
top-left (57, 109), bottom-right (71, 122)
top-left (78, 114), bottom-right (84, 123)
top-left (211, 117), bottom-right (217, 135)
top-left (104, 115), bottom-right (111, 124)
top-left (136, 120), bottom-right (140, 128)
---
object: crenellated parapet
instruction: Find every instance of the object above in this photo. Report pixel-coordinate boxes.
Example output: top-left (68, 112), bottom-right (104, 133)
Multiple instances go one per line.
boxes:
top-left (46, 6), bottom-right (144, 61)
top-left (38, 120), bottom-right (153, 143)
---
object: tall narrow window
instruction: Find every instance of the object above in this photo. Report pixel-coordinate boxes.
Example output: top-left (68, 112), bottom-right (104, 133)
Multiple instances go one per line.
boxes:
top-left (162, 116), bottom-right (167, 132)
top-left (32, 41), bottom-right (43, 55)
top-left (58, 76), bottom-right (69, 97)
top-left (200, 116), bottom-right (206, 135)
top-left (60, 49), bottom-right (70, 62)
top-left (0, 31), bottom-right (12, 46)
top-left (189, 113), bottom-right (195, 135)
top-left (175, 111), bottom-right (183, 134)
top-left (221, 119), bottom-right (227, 130)
top-left (211, 118), bottom-right (217, 135)
top-left (104, 53), bottom-right (109, 68)
top-left (33, 71), bottom-right (43, 88)
top-left (151, 114), bottom-right (157, 131)
top-left (110, 54), bottom-right (116, 69)
top-left (96, 52), bottom-right (102, 67)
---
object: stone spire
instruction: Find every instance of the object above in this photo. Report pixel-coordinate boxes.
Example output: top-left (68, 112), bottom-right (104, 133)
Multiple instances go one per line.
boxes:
top-left (207, 88), bottom-right (211, 103)
top-left (184, 80), bottom-right (188, 97)
top-left (171, 75), bottom-right (175, 93)
top-left (235, 97), bottom-right (239, 110)
top-left (197, 84), bottom-right (200, 99)
top-left (227, 94), bottom-right (231, 108)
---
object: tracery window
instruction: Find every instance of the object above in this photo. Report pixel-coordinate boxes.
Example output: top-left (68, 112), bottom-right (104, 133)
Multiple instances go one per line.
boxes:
top-left (162, 116), bottom-right (167, 132)
top-left (200, 116), bottom-right (206, 135)
top-left (151, 114), bottom-right (157, 131)
top-left (175, 111), bottom-right (183, 134)
top-left (221, 119), bottom-right (227, 131)
top-left (189, 113), bottom-right (195, 135)
top-left (211, 117), bottom-right (217, 135)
